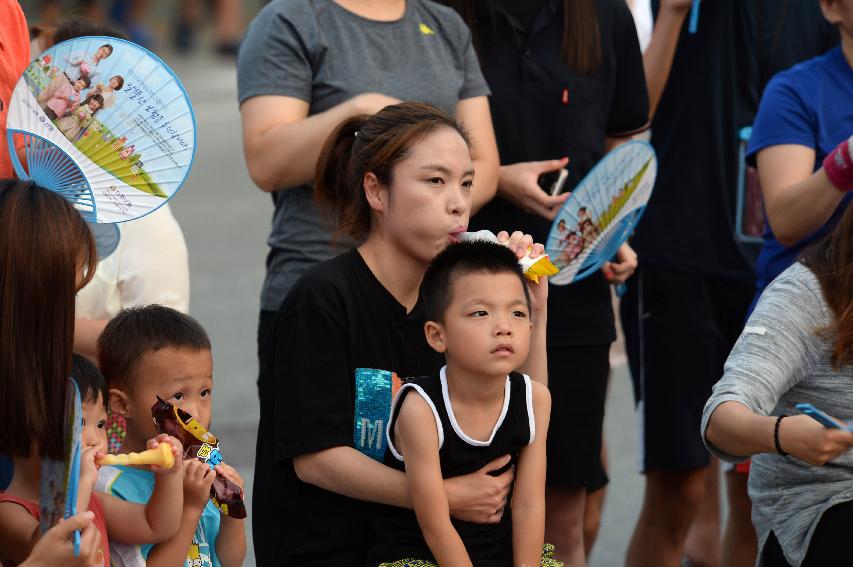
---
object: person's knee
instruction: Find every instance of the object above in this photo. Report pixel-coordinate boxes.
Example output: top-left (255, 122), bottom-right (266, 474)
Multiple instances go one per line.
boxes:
top-left (546, 486), bottom-right (587, 537)
top-left (645, 468), bottom-right (708, 525)
top-left (584, 494), bottom-right (604, 533)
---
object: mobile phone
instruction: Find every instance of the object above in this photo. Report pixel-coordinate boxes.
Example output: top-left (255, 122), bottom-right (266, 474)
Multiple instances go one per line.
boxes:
top-left (539, 168), bottom-right (568, 196)
top-left (795, 403), bottom-right (850, 430)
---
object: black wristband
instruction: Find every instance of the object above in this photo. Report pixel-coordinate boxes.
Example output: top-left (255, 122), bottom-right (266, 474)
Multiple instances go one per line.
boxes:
top-left (775, 415), bottom-right (789, 456)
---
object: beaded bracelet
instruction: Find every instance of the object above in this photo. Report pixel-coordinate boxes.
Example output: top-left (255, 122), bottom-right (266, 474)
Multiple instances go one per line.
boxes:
top-left (775, 415), bottom-right (789, 457)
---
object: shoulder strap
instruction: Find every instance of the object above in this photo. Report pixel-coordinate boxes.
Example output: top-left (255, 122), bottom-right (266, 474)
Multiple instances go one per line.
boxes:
top-left (510, 372), bottom-right (536, 445)
top-left (0, 493), bottom-right (39, 518)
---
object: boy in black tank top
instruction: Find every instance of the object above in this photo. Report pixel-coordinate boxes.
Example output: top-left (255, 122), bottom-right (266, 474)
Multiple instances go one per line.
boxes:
top-left (367, 241), bottom-right (553, 566)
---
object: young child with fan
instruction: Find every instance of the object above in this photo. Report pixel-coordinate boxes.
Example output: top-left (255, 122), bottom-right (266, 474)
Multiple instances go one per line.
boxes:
top-left (56, 92), bottom-right (103, 141)
top-left (0, 180), bottom-right (184, 567)
top-left (42, 75), bottom-right (90, 121)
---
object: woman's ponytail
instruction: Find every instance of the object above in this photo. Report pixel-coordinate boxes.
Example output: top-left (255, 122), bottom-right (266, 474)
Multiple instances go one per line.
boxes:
top-left (315, 114), bottom-right (369, 239)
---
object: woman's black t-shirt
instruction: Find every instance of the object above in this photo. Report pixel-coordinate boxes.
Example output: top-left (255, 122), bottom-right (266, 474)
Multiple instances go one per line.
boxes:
top-left (470, 0), bottom-right (649, 346)
top-left (253, 249), bottom-right (444, 566)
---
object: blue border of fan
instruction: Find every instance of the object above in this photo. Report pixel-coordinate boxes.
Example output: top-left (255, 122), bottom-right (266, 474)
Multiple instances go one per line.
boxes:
top-left (7, 35), bottom-right (198, 224)
top-left (546, 140), bottom-right (656, 285)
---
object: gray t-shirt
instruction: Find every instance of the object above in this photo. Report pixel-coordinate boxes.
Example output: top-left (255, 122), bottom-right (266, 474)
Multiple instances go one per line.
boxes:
top-left (237, 0), bottom-right (490, 311)
top-left (701, 262), bottom-right (853, 567)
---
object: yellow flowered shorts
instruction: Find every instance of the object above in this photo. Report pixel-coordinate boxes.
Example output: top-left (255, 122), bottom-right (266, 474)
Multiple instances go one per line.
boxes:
top-left (378, 543), bottom-right (564, 567)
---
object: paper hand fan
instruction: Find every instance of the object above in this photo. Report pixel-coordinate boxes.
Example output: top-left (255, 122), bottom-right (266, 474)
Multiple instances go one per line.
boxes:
top-left (546, 140), bottom-right (657, 286)
top-left (40, 378), bottom-right (83, 553)
top-left (7, 36), bottom-right (196, 223)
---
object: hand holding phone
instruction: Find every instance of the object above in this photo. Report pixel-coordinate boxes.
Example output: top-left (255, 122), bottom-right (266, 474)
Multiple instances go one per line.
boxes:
top-left (795, 403), bottom-right (852, 431)
top-left (548, 168), bottom-right (569, 197)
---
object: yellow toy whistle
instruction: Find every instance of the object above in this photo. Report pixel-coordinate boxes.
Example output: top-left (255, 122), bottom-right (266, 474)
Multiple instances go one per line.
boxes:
top-left (96, 442), bottom-right (175, 469)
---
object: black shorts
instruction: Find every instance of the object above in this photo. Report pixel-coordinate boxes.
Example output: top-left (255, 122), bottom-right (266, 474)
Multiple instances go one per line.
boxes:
top-left (619, 266), bottom-right (753, 472)
top-left (546, 343), bottom-right (611, 489)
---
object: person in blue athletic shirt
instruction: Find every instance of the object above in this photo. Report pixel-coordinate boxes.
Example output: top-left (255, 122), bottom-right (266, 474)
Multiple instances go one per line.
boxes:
top-left (748, 0), bottom-right (853, 316)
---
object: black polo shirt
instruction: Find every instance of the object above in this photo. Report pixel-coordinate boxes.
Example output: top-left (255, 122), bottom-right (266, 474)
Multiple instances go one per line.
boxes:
top-left (630, 0), bottom-right (760, 281)
top-left (470, 0), bottom-right (649, 346)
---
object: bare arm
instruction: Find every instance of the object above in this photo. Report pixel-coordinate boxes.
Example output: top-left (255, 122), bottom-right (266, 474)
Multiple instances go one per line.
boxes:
top-left (216, 515), bottom-right (247, 567)
top-left (704, 401), bottom-right (777, 459)
top-left (295, 444), bottom-right (515, 524)
top-left (519, 287), bottom-right (548, 387)
top-left (73, 319), bottom-right (107, 362)
top-left (456, 96), bottom-right (500, 212)
top-left (396, 394), bottom-right (473, 567)
top-left (99, 436), bottom-right (184, 545)
top-left (212, 464), bottom-right (247, 567)
top-left (757, 144), bottom-right (846, 246)
top-left (513, 382), bottom-right (551, 567)
top-left (496, 232), bottom-right (549, 386)
top-left (145, 504), bottom-right (205, 567)
top-left (642, 0), bottom-right (691, 119)
top-left (240, 93), bottom-right (400, 192)
top-left (294, 445), bottom-right (411, 508)
top-left (706, 401), bottom-right (853, 466)
top-left (145, 460), bottom-right (212, 567)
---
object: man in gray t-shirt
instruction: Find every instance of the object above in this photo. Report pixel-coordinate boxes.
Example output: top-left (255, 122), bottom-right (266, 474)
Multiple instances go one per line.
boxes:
top-left (237, 0), bottom-right (491, 314)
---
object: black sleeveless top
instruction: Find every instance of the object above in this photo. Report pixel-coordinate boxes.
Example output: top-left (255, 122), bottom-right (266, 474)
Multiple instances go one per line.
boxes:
top-left (366, 367), bottom-right (535, 566)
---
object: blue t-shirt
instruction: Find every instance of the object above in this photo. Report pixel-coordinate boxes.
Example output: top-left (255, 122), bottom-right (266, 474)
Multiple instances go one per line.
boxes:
top-left (96, 465), bottom-right (221, 567)
top-left (746, 46), bottom-right (853, 314)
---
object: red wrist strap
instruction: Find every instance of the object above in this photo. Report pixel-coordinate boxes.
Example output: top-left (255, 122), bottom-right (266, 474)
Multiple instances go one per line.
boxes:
top-left (823, 137), bottom-right (853, 192)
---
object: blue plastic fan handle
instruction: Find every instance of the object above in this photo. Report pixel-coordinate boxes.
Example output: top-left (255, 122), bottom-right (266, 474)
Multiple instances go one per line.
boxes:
top-left (67, 442), bottom-right (81, 556)
top-left (688, 0), bottom-right (700, 34)
top-left (66, 379), bottom-right (83, 556)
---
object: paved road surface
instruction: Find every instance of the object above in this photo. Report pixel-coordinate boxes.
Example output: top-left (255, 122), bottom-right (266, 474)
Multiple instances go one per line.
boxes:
top-left (162, 51), bottom-right (648, 567)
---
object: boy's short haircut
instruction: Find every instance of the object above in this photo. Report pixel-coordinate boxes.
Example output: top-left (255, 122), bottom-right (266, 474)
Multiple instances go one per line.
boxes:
top-left (421, 241), bottom-right (532, 323)
top-left (71, 353), bottom-right (108, 406)
top-left (98, 305), bottom-right (211, 390)
top-left (50, 18), bottom-right (126, 45)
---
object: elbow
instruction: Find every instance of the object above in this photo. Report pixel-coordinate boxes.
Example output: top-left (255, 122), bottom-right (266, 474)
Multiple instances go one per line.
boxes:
top-left (293, 454), bottom-right (320, 485)
top-left (704, 406), bottom-right (729, 452)
top-left (774, 230), bottom-right (800, 248)
top-left (420, 522), bottom-right (455, 547)
top-left (704, 415), bottom-right (720, 448)
top-left (765, 208), bottom-right (804, 247)
top-left (246, 163), bottom-right (279, 193)
top-left (150, 517), bottom-right (181, 544)
top-left (244, 149), bottom-right (283, 193)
